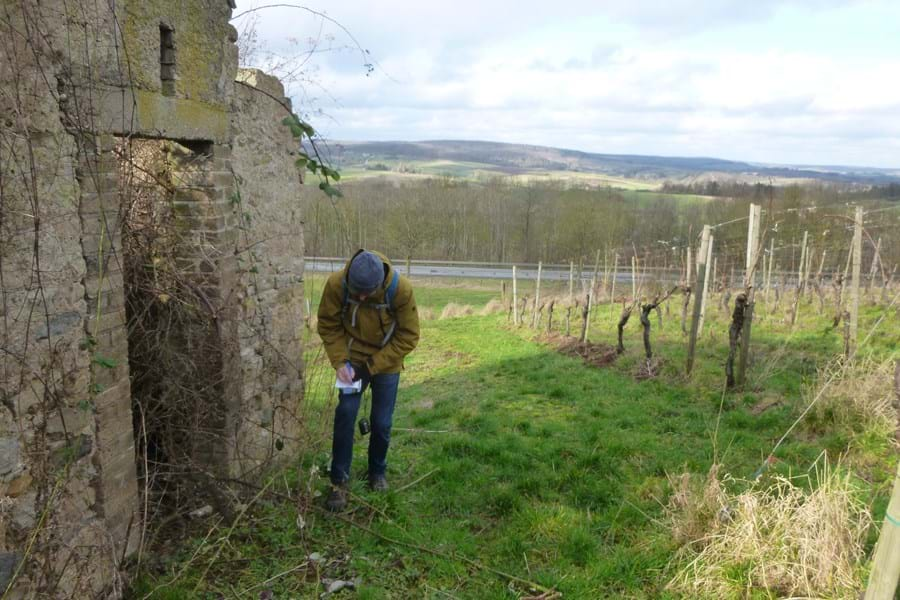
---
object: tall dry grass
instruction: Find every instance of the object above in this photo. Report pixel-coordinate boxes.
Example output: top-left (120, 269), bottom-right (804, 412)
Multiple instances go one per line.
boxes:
top-left (478, 298), bottom-right (506, 316)
top-left (440, 303), bottom-right (474, 319)
top-left (808, 357), bottom-right (898, 438)
top-left (667, 458), bottom-right (871, 599)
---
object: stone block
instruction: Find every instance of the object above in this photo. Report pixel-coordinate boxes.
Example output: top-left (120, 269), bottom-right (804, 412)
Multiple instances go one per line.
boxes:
top-left (48, 434), bottom-right (93, 469)
top-left (0, 438), bottom-right (20, 477)
top-left (0, 553), bottom-right (22, 596)
top-left (84, 308), bottom-right (126, 336)
top-left (44, 406), bottom-right (93, 437)
top-left (92, 380), bottom-right (130, 412)
top-left (5, 474), bottom-right (32, 498)
top-left (34, 311), bottom-right (82, 341)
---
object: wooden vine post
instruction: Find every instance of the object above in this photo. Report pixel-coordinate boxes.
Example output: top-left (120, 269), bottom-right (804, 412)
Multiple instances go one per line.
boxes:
top-left (512, 265), bottom-right (519, 326)
top-left (631, 255), bottom-right (638, 301)
top-left (610, 252), bottom-right (618, 304)
top-left (865, 237), bottom-right (881, 296)
top-left (814, 247), bottom-right (827, 313)
top-left (685, 246), bottom-right (693, 287)
top-left (582, 276), bottom-right (596, 343)
top-left (697, 230), bottom-right (714, 336)
top-left (686, 225), bottom-right (711, 375)
top-left (602, 248), bottom-right (610, 298)
top-left (863, 460), bottom-right (900, 600)
top-left (763, 237), bottom-right (774, 310)
top-left (849, 205), bottom-right (863, 356)
top-left (531, 261), bottom-right (542, 328)
top-left (790, 230), bottom-right (808, 326)
top-left (737, 203), bottom-right (762, 386)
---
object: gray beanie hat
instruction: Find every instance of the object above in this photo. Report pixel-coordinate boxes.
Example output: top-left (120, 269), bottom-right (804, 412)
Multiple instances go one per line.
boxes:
top-left (347, 251), bottom-right (384, 294)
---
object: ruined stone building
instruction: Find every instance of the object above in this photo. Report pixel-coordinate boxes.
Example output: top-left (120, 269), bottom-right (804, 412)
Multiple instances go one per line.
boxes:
top-left (0, 1), bottom-right (306, 596)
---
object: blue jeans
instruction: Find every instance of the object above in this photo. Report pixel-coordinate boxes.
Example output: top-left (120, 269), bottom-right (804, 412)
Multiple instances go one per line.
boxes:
top-left (331, 365), bottom-right (400, 484)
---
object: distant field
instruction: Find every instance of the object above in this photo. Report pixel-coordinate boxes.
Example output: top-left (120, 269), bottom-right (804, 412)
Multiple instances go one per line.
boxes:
top-left (336, 162), bottom-right (719, 204)
top-left (618, 189), bottom-right (715, 205)
top-left (338, 158), bottom-right (660, 190)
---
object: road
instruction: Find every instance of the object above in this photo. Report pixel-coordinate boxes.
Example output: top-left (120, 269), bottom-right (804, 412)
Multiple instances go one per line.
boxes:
top-left (305, 257), bottom-right (832, 288)
top-left (308, 258), bottom-right (681, 284)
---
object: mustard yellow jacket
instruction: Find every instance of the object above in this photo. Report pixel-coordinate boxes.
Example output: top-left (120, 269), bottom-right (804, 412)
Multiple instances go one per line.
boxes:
top-left (317, 251), bottom-right (420, 375)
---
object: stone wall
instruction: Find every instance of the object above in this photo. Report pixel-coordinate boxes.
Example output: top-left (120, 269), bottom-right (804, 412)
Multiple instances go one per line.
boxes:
top-left (230, 69), bottom-right (306, 477)
top-left (0, 1), bottom-right (305, 597)
top-left (0, 3), bottom-right (132, 594)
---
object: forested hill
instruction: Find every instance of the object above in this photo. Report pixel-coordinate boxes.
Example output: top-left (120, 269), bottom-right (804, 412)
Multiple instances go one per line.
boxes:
top-left (333, 139), bottom-right (900, 184)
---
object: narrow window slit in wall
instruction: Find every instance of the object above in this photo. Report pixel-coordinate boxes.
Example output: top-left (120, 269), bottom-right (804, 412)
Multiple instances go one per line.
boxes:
top-left (160, 24), bottom-right (176, 96)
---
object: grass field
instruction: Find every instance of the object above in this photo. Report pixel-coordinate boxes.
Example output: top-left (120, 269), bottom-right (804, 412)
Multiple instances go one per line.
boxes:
top-left (130, 277), bottom-right (898, 599)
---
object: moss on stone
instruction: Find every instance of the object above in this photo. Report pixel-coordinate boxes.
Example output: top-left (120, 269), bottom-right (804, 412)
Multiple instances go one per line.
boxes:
top-left (134, 89), bottom-right (228, 140)
top-left (122, 0), bottom-right (232, 105)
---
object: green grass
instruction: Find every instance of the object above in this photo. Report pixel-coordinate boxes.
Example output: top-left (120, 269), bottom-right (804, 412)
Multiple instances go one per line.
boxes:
top-left (303, 273), bottom-right (501, 315)
top-left (130, 284), bottom-right (898, 599)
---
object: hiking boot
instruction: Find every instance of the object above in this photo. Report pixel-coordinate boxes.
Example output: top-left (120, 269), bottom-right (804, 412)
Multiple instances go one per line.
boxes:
top-left (325, 483), bottom-right (348, 512)
top-left (368, 474), bottom-right (388, 492)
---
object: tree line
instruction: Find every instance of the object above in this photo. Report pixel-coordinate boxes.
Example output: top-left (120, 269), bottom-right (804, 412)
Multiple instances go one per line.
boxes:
top-left (300, 177), bottom-right (899, 274)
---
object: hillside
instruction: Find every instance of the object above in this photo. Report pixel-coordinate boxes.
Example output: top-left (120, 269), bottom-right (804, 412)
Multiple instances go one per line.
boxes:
top-left (331, 139), bottom-right (900, 185)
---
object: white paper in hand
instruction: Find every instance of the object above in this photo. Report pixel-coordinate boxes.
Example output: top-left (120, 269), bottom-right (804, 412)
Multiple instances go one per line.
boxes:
top-left (334, 377), bottom-right (362, 393)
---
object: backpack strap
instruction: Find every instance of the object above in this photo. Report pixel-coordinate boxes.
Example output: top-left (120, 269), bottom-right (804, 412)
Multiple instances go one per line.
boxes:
top-left (384, 270), bottom-right (400, 312)
top-left (375, 271), bottom-right (401, 346)
top-left (341, 269), bottom-right (401, 347)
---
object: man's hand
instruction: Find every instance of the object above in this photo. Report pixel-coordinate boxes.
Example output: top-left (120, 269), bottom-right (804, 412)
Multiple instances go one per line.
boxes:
top-left (336, 363), bottom-right (355, 384)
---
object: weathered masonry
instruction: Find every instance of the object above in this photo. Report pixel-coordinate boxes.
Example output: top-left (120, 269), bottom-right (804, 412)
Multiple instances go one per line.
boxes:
top-left (0, 1), bottom-right (305, 597)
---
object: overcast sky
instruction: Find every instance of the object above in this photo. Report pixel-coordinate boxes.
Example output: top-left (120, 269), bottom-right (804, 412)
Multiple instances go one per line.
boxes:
top-left (233, 1), bottom-right (900, 169)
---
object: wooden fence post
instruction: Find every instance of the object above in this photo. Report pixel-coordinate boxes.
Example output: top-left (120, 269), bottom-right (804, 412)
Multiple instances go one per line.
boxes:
top-left (849, 206), bottom-right (863, 356)
top-left (737, 204), bottom-right (762, 386)
top-left (863, 460), bottom-right (900, 600)
top-left (686, 225), bottom-right (711, 375)
top-left (568, 260), bottom-right (575, 298)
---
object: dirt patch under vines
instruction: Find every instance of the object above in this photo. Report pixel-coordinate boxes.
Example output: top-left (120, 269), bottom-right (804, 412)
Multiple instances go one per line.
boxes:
top-left (548, 334), bottom-right (619, 368)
